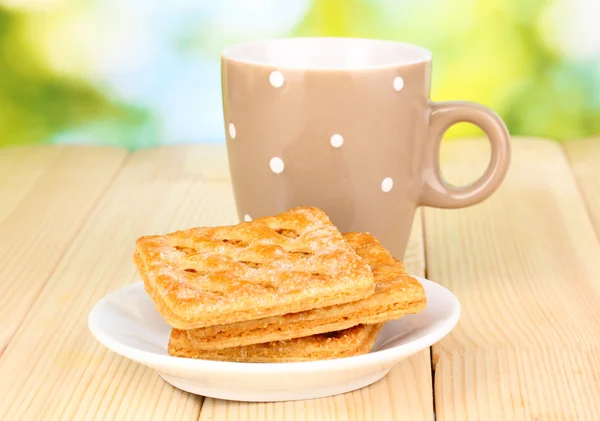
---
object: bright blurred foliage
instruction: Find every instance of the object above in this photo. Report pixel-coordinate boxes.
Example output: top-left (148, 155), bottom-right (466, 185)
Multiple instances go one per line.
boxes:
top-left (0, 0), bottom-right (599, 149)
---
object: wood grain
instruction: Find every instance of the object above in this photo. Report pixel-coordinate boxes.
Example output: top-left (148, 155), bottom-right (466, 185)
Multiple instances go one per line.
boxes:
top-left (0, 145), bottom-right (127, 355)
top-left (0, 145), bottom-right (238, 420)
top-left (4, 138), bottom-right (600, 420)
top-left (200, 350), bottom-right (432, 421)
top-left (0, 145), bottom-right (62, 222)
top-left (563, 137), bottom-right (600, 238)
top-left (199, 215), bottom-right (434, 421)
top-left (425, 138), bottom-right (600, 420)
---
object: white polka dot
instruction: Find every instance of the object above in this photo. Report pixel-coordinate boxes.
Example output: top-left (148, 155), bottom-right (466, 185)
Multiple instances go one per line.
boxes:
top-left (269, 71), bottom-right (284, 88)
top-left (243, 214), bottom-right (252, 222)
top-left (270, 157), bottom-right (284, 174)
top-left (381, 177), bottom-right (393, 192)
top-left (228, 123), bottom-right (236, 139)
top-left (330, 134), bottom-right (344, 148)
top-left (393, 76), bottom-right (404, 91)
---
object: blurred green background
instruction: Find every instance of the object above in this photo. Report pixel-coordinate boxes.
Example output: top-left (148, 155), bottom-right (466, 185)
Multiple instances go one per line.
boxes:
top-left (1, 0), bottom-right (599, 149)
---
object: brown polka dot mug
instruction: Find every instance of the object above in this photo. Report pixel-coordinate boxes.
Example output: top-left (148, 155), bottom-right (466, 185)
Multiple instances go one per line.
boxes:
top-left (221, 38), bottom-right (510, 258)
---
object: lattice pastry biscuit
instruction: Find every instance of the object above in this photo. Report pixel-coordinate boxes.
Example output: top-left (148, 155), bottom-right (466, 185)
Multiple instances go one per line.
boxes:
top-left (168, 323), bottom-right (384, 363)
top-left (172, 232), bottom-right (426, 349)
top-left (134, 207), bottom-right (375, 329)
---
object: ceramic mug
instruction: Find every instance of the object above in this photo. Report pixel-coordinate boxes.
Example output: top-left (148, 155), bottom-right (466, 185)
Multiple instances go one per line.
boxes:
top-left (221, 38), bottom-right (510, 257)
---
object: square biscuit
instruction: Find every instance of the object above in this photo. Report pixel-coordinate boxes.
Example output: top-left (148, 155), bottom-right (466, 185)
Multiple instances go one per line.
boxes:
top-left (134, 207), bottom-right (375, 329)
top-left (168, 323), bottom-right (384, 363)
top-left (175, 232), bottom-right (426, 348)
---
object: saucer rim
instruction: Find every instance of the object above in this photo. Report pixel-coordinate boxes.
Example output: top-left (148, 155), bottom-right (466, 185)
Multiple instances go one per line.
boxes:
top-left (88, 277), bottom-right (460, 374)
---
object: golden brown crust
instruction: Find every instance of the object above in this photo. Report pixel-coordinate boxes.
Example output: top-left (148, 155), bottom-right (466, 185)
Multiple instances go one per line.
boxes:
top-left (134, 207), bottom-right (375, 329)
top-left (168, 324), bottom-right (384, 363)
top-left (175, 232), bottom-right (426, 349)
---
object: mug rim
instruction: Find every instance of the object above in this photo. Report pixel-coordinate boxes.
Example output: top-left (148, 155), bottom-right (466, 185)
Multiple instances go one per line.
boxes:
top-left (221, 37), bottom-right (432, 70)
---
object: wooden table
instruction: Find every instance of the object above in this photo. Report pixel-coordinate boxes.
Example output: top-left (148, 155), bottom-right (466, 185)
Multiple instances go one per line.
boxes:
top-left (1, 137), bottom-right (599, 420)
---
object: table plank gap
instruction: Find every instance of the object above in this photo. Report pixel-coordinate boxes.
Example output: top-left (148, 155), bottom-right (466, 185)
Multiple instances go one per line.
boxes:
top-left (427, 137), bottom-right (600, 420)
top-left (563, 137), bottom-right (600, 242)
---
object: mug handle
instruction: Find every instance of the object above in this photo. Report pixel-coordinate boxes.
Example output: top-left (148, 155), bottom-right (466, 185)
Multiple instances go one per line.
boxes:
top-left (419, 101), bottom-right (511, 208)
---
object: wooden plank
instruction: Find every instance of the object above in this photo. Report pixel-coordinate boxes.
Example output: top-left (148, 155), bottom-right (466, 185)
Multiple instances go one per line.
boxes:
top-left (425, 138), bottom-right (600, 420)
top-left (0, 145), bottom-right (62, 222)
top-left (199, 214), bottom-right (433, 421)
top-left (0, 145), bottom-right (237, 420)
top-left (0, 145), bottom-right (127, 355)
top-left (563, 137), bottom-right (600, 238)
top-left (132, 144), bottom-right (231, 183)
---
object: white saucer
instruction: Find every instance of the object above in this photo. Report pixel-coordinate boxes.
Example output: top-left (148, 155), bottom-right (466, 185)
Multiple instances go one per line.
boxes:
top-left (88, 277), bottom-right (460, 402)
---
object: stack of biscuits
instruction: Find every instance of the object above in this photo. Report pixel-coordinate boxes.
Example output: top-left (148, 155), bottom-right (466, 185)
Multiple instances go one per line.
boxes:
top-left (133, 207), bottom-right (426, 363)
